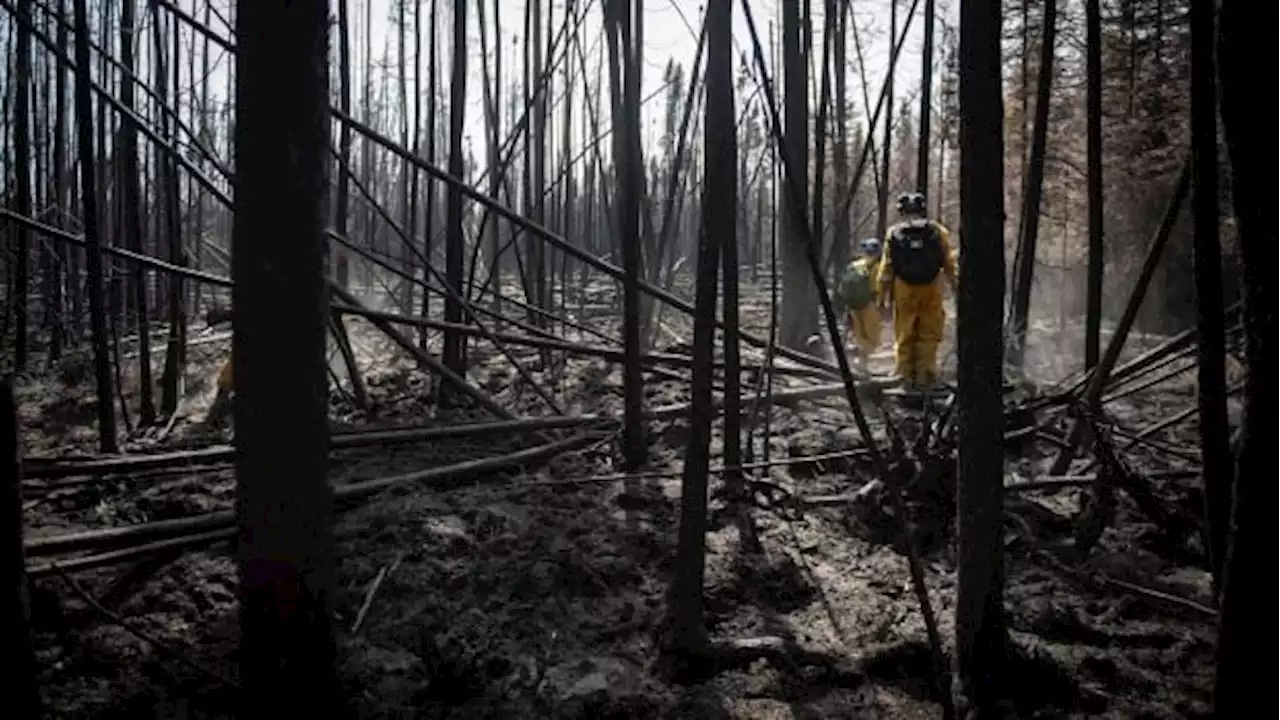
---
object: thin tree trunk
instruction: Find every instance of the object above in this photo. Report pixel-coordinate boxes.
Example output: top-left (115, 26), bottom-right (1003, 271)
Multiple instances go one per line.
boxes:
top-left (13, 0), bottom-right (32, 370)
top-left (1189, 0), bottom-right (1232, 592)
top-left (1007, 0), bottom-right (1057, 371)
top-left (1084, 0), bottom-right (1103, 369)
top-left (123, 0), bottom-right (155, 426)
top-left (72, 0), bottom-right (117, 453)
top-left (0, 378), bottom-right (40, 718)
top-left (779, 0), bottom-right (811, 350)
top-left (441, 0), bottom-right (468, 398)
top-left (669, 0), bottom-right (733, 662)
top-left (335, 0), bottom-right (352, 290)
top-left (917, 0), bottom-right (935, 193)
top-left (160, 1), bottom-right (187, 417)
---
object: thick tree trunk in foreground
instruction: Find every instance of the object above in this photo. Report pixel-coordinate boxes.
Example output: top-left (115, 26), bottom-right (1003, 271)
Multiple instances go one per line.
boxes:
top-left (232, 3), bottom-right (340, 713)
top-left (1211, 2), bottom-right (1274, 717)
top-left (953, 0), bottom-right (1010, 716)
top-left (441, 0), bottom-right (469, 398)
top-left (0, 378), bottom-right (40, 718)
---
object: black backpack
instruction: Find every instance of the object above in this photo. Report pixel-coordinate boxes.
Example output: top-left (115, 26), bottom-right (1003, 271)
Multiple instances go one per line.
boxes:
top-left (888, 221), bottom-right (944, 286)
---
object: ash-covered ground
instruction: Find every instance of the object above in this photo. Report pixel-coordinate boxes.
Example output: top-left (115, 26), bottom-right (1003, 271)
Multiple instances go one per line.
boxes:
top-left (15, 274), bottom-right (1223, 719)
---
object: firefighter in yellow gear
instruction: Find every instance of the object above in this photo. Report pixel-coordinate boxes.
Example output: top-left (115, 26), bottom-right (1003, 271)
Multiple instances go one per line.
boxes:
top-left (876, 191), bottom-right (957, 390)
top-left (846, 238), bottom-right (885, 370)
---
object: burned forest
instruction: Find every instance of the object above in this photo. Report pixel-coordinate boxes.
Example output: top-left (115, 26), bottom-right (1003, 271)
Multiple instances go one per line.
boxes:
top-left (0, 0), bottom-right (1272, 718)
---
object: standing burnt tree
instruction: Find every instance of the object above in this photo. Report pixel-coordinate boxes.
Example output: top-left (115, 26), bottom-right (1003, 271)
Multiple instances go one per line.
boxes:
top-left (71, 0), bottom-right (117, 454)
top-left (1211, 1), bottom-right (1273, 716)
top-left (953, 0), bottom-right (1010, 715)
top-left (232, 1), bottom-right (340, 713)
top-left (668, 0), bottom-right (733, 666)
top-left (1189, 0), bottom-right (1232, 590)
top-left (778, 0), bottom-right (811, 350)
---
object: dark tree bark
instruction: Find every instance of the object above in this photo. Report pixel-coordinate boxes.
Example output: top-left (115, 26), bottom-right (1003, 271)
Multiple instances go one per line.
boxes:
top-left (48, 0), bottom-right (69, 359)
top-left (72, 0), bottom-right (117, 454)
top-left (917, 0), bottom-right (935, 193)
top-left (1212, 2), bottom-right (1274, 716)
top-left (830, 0), bottom-right (851, 273)
top-left (1189, 0), bottom-right (1232, 591)
top-left (879, 0), bottom-right (895, 236)
top-left (335, 0), bottom-right (352, 290)
top-left (669, 0), bottom-right (733, 663)
top-left (441, 0), bottom-right (468, 394)
top-left (14, 0), bottom-right (32, 371)
top-left (779, 0), bottom-right (812, 350)
top-left (122, 0), bottom-right (155, 426)
top-left (158, 2), bottom-right (188, 418)
top-left (232, 2), bottom-right (340, 713)
top-left (1007, 0), bottom-right (1056, 372)
top-left (953, 0), bottom-right (1009, 715)
top-left (1084, 0), bottom-right (1103, 370)
top-left (0, 378), bottom-right (40, 718)
top-left (605, 0), bottom-right (647, 469)
top-left (720, 1), bottom-right (743, 505)
top-left (419, 0), bottom-right (439, 346)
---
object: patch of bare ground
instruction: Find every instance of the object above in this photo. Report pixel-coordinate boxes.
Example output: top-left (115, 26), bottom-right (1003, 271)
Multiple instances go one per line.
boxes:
top-left (16, 278), bottom-right (1216, 718)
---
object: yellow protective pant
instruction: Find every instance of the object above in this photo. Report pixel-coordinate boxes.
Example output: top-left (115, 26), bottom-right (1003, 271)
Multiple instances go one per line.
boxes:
top-left (890, 277), bottom-right (946, 388)
top-left (847, 306), bottom-right (882, 360)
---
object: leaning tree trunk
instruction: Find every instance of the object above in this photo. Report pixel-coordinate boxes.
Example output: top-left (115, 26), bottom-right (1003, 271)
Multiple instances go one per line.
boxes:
top-left (1212, 2), bottom-right (1273, 716)
top-left (232, 3), bottom-right (339, 713)
top-left (1006, 0), bottom-right (1057, 372)
top-left (952, 0), bottom-right (1010, 716)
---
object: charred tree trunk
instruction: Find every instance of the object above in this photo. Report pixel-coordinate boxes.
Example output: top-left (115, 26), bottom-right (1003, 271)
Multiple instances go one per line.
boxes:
top-left (159, 2), bottom-right (188, 418)
top-left (1084, 0), bottom-right (1103, 370)
top-left (879, 0), bottom-right (896, 236)
top-left (917, 0), bottom-right (935, 193)
top-left (441, 0), bottom-right (468, 398)
top-left (779, 0), bottom-right (812, 350)
top-left (1007, 0), bottom-right (1056, 372)
top-left (1212, 2), bottom-right (1274, 715)
top-left (233, 2), bottom-right (339, 713)
top-left (121, 0), bottom-right (154, 426)
top-left (1189, 0), bottom-right (1232, 593)
top-left (829, 1), bottom-right (849, 274)
top-left (605, 0), bottom-right (647, 469)
top-left (72, 0), bottom-right (117, 454)
top-left (14, 0), bottom-right (32, 371)
top-left (952, 0), bottom-right (1009, 715)
top-left (668, 0), bottom-right (733, 665)
top-left (0, 378), bottom-right (39, 718)
top-left (335, 0), bottom-right (352, 290)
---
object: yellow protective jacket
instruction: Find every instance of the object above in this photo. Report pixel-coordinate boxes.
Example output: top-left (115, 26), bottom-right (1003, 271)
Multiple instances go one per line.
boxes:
top-left (875, 220), bottom-right (957, 385)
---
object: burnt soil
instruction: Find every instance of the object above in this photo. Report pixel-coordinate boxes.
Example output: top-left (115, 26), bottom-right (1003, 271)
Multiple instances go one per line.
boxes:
top-left (15, 276), bottom-right (1224, 719)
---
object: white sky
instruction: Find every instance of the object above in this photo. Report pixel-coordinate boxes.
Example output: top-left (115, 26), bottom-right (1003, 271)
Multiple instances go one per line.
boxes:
top-left (172, 0), bottom-right (958, 165)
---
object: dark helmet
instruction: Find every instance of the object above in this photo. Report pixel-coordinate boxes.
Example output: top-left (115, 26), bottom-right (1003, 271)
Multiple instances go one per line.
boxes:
top-left (896, 191), bottom-right (927, 215)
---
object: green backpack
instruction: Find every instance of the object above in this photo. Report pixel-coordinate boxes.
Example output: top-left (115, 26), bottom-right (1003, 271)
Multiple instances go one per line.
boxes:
top-left (836, 259), bottom-right (876, 311)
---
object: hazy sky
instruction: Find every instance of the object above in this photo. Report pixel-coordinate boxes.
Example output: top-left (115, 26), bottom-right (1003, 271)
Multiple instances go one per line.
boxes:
top-left (181, 0), bottom-right (957, 165)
